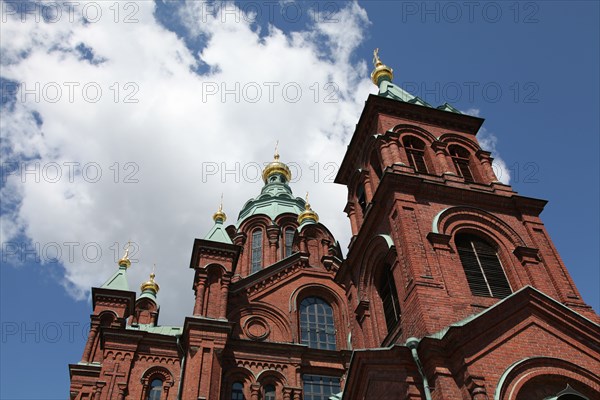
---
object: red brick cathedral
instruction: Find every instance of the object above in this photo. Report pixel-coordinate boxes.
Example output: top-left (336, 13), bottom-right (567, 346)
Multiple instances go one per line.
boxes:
top-left (69, 52), bottom-right (600, 400)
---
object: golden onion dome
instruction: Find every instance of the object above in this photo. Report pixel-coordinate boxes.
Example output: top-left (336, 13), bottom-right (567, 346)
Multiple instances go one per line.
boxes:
top-left (140, 272), bottom-right (159, 294)
top-left (118, 242), bottom-right (132, 268)
top-left (298, 193), bottom-right (319, 225)
top-left (370, 48), bottom-right (394, 86)
top-left (262, 144), bottom-right (292, 183)
top-left (213, 199), bottom-right (226, 223)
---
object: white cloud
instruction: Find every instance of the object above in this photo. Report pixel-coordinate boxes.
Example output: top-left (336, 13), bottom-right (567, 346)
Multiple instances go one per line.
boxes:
top-left (463, 108), bottom-right (511, 184)
top-left (0, 1), bottom-right (372, 324)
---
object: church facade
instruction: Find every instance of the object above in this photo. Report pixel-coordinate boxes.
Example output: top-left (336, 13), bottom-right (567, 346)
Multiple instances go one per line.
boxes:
top-left (69, 53), bottom-right (600, 400)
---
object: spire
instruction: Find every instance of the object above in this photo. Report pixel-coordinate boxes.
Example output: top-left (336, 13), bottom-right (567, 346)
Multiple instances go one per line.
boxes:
top-left (262, 141), bottom-right (292, 183)
top-left (298, 192), bottom-right (319, 226)
top-left (118, 240), bottom-right (132, 268)
top-left (100, 241), bottom-right (132, 291)
top-left (370, 48), bottom-right (394, 86)
top-left (139, 264), bottom-right (160, 300)
top-left (205, 196), bottom-right (234, 244)
top-left (213, 193), bottom-right (226, 223)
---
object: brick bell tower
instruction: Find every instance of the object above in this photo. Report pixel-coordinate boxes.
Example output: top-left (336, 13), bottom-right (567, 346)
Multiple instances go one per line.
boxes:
top-left (334, 50), bottom-right (600, 399)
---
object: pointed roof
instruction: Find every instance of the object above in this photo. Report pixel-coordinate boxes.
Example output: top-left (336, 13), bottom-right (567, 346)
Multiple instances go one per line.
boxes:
top-left (204, 199), bottom-right (234, 244)
top-left (100, 265), bottom-right (130, 291)
top-left (205, 219), bottom-right (233, 244)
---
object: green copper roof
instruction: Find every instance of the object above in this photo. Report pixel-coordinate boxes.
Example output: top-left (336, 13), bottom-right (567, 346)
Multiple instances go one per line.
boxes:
top-left (100, 265), bottom-right (129, 291)
top-left (126, 324), bottom-right (182, 336)
top-left (377, 79), bottom-right (462, 114)
top-left (138, 290), bottom-right (158, 302)
top-left (205, 219), bottom-right (233, 244)
top-left (237, 173), bottom-right (305, 226)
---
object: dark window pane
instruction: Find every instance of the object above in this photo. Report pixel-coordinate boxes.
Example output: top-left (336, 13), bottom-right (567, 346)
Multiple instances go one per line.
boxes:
top-left (251, 230), bottom-right (263, 273)
top-left (300, 297), bottom-right (336, 350)
top-left (456, 234), bottom-right (511, 299)
top-left (264, 384), bottom-right (275, 400)
top-left (302, 375), bottom-right (341, 400)
top-left (148, 379), bottom-right (162, 400)
top-left (232, 382), bottom-right (244, 400)
top-left (285, 228), bottom-right (294, 258)
top-left (378, 267), bottom-right (401, 333)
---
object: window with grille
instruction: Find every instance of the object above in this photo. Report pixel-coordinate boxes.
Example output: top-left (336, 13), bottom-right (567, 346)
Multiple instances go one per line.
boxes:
top-left (449, 145), bottom-right (475, 183)
top-left (378, 266), bottom-right (401, 333)
top-left (264, 384), bottom-right (276, 400)
top-left (231, 382), bottom-right (244, 400)
top-left (251, 229), bottom-right (263, 273)
top-left (300, 297), bottom-right (336, 350)
top-left (455, 234), bottom-right (511, 298)
top-left (147, 379), bottom-right (162, 400)
top-left (302, 375), bottom-right (341, 400)
top-left (284, 227), bottom-right (294, 258)
top-left (403, 136), bottom-right (428, 173)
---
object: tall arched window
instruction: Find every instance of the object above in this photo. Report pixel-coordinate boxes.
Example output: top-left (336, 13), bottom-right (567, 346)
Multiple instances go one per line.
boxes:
top-left (300, 297), bottom-right (336, 350)
top-left (403, 136), bottom-right (428, 174)
top-left (449, 145), bottom-right (475, 183)
top-left (455, 234), bottom-right (511, 298)
top-left (264, 384), bottom-right (276, 400)
top-left (147, 379), bottom-right (162, 400)
top-left (231, 382), bottom-right (245, 400)
top-left (284, 227), bottom-right (294, 258)
top-left (377, 266), bottom-right (401, 333)
top-left (251, 229), bottom-right (263, 273)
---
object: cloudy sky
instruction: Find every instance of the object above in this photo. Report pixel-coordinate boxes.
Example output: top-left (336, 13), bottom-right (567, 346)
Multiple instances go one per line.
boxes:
top-left (1, 1), bottom-right (598, 398)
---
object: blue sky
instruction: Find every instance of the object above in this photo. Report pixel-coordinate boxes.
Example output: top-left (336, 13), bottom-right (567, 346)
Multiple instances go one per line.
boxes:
top-left (1, 1), bottom-right (598, 398)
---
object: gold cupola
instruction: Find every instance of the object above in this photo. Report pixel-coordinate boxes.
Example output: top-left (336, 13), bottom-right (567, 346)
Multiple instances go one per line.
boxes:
top-left (140, 271), bottom-right (159, 294)
top-left (370, 48), bottom-right (394, 86)
top-left (262, 142), bottom-right (292, 183)
top-left (213, 194), bottom-right (227, 223)
top-left (298, 193), bottom-right (319, 225)
top-left (118, 241), bottom-right (132, 268)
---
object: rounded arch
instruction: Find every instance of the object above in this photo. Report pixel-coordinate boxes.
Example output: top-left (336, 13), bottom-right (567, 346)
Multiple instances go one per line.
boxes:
top-left (438, 133), bottom-right (481, 153)
top-left (495, 357), bottom-right (600, 400)
top-left (204, 263), bottom-right (227, 276)
top-left (391, 124), bottom-right (437, 143)
top-left (290, 283), bottom-right (349, 349)
top-left (223, 366), bottom-right (256, 385)
top-left (256, 369), bottom-right (289, 386)
top-left (98, 310), bottom-right (118, 327)
top-left (229, 301), bottom-right (293, 342)
top-left (433, 206), bottom-right (526, 247)
top-left (357, 234), bottom-right (396, 297)
top-left (237, 214), bottom-right (274, 234)
top-left (140, 365), bottom-right (175, 386)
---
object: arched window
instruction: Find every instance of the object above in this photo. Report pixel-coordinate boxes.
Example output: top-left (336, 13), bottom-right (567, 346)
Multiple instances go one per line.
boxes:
top-left (403, 136), bottom-right (428, 174)
top-left (147, 379), bottom-right (162, 400)
top-left (232, 382), bottom-right (245, 400)
top-left (251, 229), bottom-right (263, 273)
top-left (377, 266), bottom-right (401, 333)
top-left (449, 145), bottom-right (475, 183)
top-left (264, 384), bottom-right (276, 400)
top-left (300, 297), bottom-right (336, 350)
top-left (455, 234), bottom-right (511, 298)
top-left (284, 227), bottom-right (295, 258)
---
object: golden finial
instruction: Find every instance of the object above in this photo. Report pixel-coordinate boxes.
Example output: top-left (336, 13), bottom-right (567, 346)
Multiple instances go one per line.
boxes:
top-left (298, 192), bottom-right (319, 224)
top-left (118, 240), bottom-right (132, 268)
top-left (373, 48), bottom-right (382, 66)
top-left (262, 143), bottom-right (292, 183)
top-left (370, 48), bottom-right (393, 86)
top-left (213, 193), bottom-right (227, 222)
top-left (140, 263), bottom-right (159, 294)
